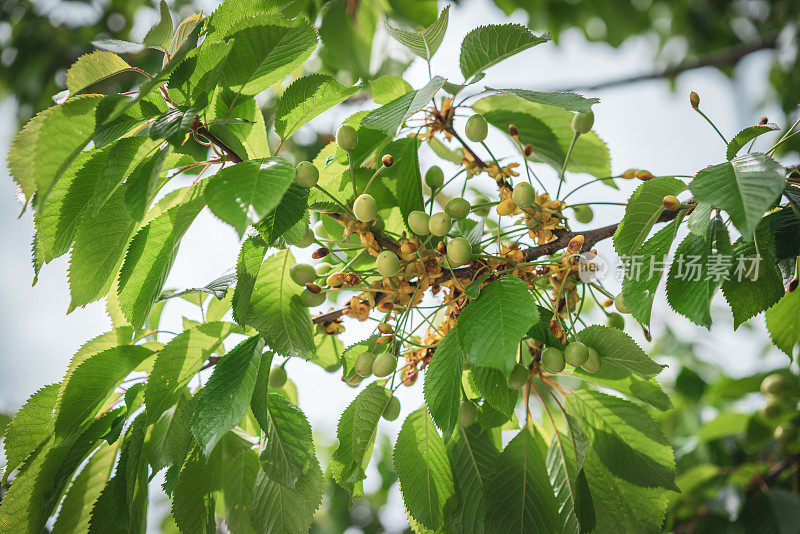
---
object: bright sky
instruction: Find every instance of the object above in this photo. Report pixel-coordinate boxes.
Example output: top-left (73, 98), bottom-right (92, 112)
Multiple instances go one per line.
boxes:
top-left (0, 0), bottom-right (794, 530)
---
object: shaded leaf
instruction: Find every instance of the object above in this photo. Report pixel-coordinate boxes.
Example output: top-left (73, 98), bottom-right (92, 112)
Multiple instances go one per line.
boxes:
top-left (385, 6), bottom-right (449, 61)
top-left (275, 74), bottom-right (359, 139)
top-left (460, 24), bottom-right (549, 80)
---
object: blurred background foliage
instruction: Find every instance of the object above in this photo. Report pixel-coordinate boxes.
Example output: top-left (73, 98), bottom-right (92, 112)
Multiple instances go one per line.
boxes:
top-left (1, 0), bottom-right (799, 531)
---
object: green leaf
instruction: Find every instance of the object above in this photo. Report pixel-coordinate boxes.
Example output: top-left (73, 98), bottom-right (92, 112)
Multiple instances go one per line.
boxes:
top-left (143, 0), bottom-right (173, 51)
top-left (571, 367), bottom-right (672, 411)
top-left (722, 216), bottom-right (784, 328)
top-left (317, 1), bottom-right (376, 80)
top-left (546, 430), bottom-right (595, 534)
top-left (468, 365), bottom-right (519, 418)
top-left (382, 137), bottom-right (425, 230)
top-left (275, 74), bottom-right (359, 139)
top-left (233, 235), bottom-right (269, 325)
top-left (460, 24), bottom-right (549, 80)
top-left (484, 423), bottom-right (560, 533)
top-left (254, 184), bottom-right (309, 247)
top-left (384, 6), bottom-right (449, 61)
top-left (123, 143), bottom-right (170, 221)
top-left (65, 51), bottom-right (132, 95)
top-left (205, 89), bottom-right (270, 160)
top-left (766, 289), bottom-right (800, 358)
top-left (424, 325), bottom-right (463, 437)
top-left (8, 94), bottom-right (103, 202)
top-left (687, 201), bottom-right (713, 236)
top-left (621, 216), bottom-right (684, 326)
top-left (568, 390), bottom-right (678, 492)
top-left (2, 384), bottom-right (58, 483)
top-left (51, 441), bottom-right (119, 534)
top-left (371, 75), bottom-right (413, 104)
top-left (698, 412), bottom-right (749, 441)
top-left (726, 124), bottom-right (778, 160)
top-left (689, 153), bottom-right (786, 239)
top-left (330, 383), bottom-right (393, 498)
top-left (457, 275), bottom-right (539, 374)
top-left (145, 321), bottom-right (238, 423)
top-left (613, 176), bottom-right (687, 258)
top-left (741, 489), bottom-right (800, 534)
top-left (169, 41), bottom-right (233, 106)
top-left (191, 335), bottom-right (264, 455)
top-left (149, 390), bottom-right (194, 472)
top-left (93, 92), bottom-right (167, 148)
top-left (206, 157), bottom-right (296, 236)
top-left (489, 88), bottom-right (599, 113)
top-left (219, 436), bottom-right (260, 534)
top-left (254, 393), bottom-right (316, 489)
top-left (242, 249), bottom-right (315, 357)
top-left (172, 448), bottom-right (217, 534)
top-left (117, 197), bottom-right (205, 329)
top-left (446, 425), bottom-right (499, 534)
top-left (55, 345), bottom-right (154, 443)
top-left (576, 325), bottom-right (665, 379)
top-left (362, 76), bottom-right (445, 136)
top-left (220, 14), bottom-right (318, 98)
top-left (94, 136), bottom-right (162, 213)
top-left (472, 94), bottom-right (610, 178)
top-left (427, 136), bottom-right (463, 164)
top-left (394, 407), bottom-right (456, 530)
top-left (250, 462), bottom-right (325, 534)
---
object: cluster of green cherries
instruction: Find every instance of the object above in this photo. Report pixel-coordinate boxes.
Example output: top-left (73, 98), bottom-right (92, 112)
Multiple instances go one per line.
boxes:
top-left (760, 373), bottom-right (800, 444)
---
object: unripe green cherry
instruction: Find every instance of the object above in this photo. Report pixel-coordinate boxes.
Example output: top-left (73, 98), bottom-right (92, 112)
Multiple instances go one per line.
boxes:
top-left (761, 374), bottom-right (791, 396)
top-left (582, 347), bottom-right (601, 373)
top-left (573, 205), bottom-right (594, 223)
top-left (507, 363), bottom-right (529, 390)
top-left (774, 423), bottom-right (798, 443)
top-left (614, 293), bottom-right (629, 314)
top-left (383, 396), bottom-right (401, 421)
top-left (465, 114), bottom-right (488, 142)
top-left (268, 366), bottom-right (287, 389)
top-left (541, 347), bottom-right (565, 373)
top-left (408, 210), bottom-right (430, 236)
top-left (458, 400), bottom-right (477, 427)
top-left (299, 289), bottom-right (325, 307)
top-left (572, 111), bottom-right (594, 135)
top-left (372, 353), bottom-right (397, 377)
top-left (473, 195), bottom-right (491, 217)
top-left (336, 124), bottom-right (358, 151)
top-left (295, 161), bottom-right (319, 188)
top-left (353, 193), bottom-right (378, 222)
top-left (294, 227), bottom-right (315, 248)
top-left (354, 351), bottom-right (375, 377)
top-left (564, 342), bottom-right (589, 367)
top-left (447, 237), bottom-right (472, 266)
top-left (376, 251), bottom-right (401, 277)
top-left (607, 312), bottom-right (625, 330)
top-left (370, 216), bottom-right (385, 232)
top-left (446, 197), bottom-right (471, 220)
top-left (290, 263), bottom-right (316, 285)
top-left (425, 166), bottom-right (444, 188)
top-left (315, 262), bottom-right (334, 276)
top-left (512, 182), bottom-right (536, 208)
top-left (761, 396), bottom-right (784, 419)
top-left (428, 212), bottom-right (452, 237)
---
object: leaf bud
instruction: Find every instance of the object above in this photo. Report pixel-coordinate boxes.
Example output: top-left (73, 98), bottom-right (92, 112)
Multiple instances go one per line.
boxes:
top-left (524, 143), bottom-right (533, 157)
top-left (508, 124), bottom-right (519, 137)
top-left (634, 170), bottom-right (653, 181)
top-left (662, 195), bottom-right (681, 211)
top-left (381, 154), bottom-right (394, 167)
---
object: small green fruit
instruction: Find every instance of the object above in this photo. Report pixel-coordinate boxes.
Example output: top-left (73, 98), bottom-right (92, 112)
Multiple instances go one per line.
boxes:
top-left (383, 396), bottom-right (401, 421)
top-left (346, 374), bottom-right (363, 387)
top-left (447, 237), bottom-right (472, 266)
top-left (268, 366), bottom-right (287, 389)
top-left (607, 312), bottom-right (625, 330)
top-left (473, 195), bottom-right (491, 216)
top-left (465, 114), bottom-right (488, 142)
top-left (564, 342), bottom-right (589, 367)
top-left (315, 262), bottom-right (334, 275)
top-left (353, 193), bottom-right (378, 222)
top-left (541, 347), bottom-right (565, 373)
top-left (761, 374), bottom-right (791, 396)
top-left (425, 166), bottom-right (445, 188)
top-left (507, 364), bottom-right (529, 389)
top-left (428, 212), bottom-right (452, 237)
top-left (761, 396), bottom-right (784, 419)
top-left (354, 351), bottom-right (375, 377)
top-left (582, 347), bottom-right (601, 373)
top-left (512, 182), bottom-right (535, 208)
top-left (299, 289), bottom-right (325, 307)
top-left (376, 251), bottom-right (401, 277)
top-left (370, 216), bottom-right (385, 232)
top-left (290, 263), bottom-right (316, 285)
top-left (614, 294), bottom-right (629, 314)
top-left (774, 423), bottom-right (798, 443)
top-left (336, 124), bottom-right (358, 151)
top-left (372, 353), bottom-right (397, 377)
top-left (573, 205), bottom-right (594, 223)
top-left (445, 198), bottom-right (471, 220)
top-left (294, 227), bottom-right (315, 248)
top-left (408, 210), bottom-right (430, 236)
top-left (295, 161), bottom-right (319, 188)
top-left (458, 400), bottom-right (477, 427)
top-left (572, 111), bottom-right (594, 134)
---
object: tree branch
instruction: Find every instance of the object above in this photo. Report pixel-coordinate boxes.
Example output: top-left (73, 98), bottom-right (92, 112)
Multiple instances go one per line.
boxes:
top-left (551, 31), bottom-right (780, 93)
